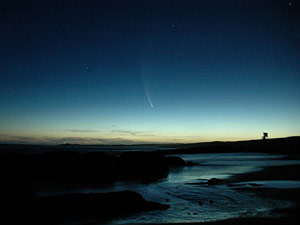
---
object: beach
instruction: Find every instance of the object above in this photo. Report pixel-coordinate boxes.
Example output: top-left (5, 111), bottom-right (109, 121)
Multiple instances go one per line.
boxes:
top-left (94, 164), bottom-right (300, 225)
top-left (1, 138), bottom-right (300, 224)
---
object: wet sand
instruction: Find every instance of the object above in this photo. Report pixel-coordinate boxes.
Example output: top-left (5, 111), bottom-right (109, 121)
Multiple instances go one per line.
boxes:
top-left (139, 216), bottom-right (299, 225)
top-left (133, 164), bottom-right (300, 225)
top-left (229, 164), bottom-right (300, 183)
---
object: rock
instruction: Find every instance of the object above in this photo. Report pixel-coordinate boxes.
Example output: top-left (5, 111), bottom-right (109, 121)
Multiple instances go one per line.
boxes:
top-left (186, 161), bottom-right (198, 166)
top-left (0, 183), bottom-right (36, 201)
top-left (0, 151), bottom-right (118, 184)
top-left (166, 156), bottom-right (186, 167)
top-left (118, 152), bottom-right (169, 181)
top-left (207, 178), bottom-right (222, 185)
top-left (248, 183), bottom-right (263, 187)
top-left (0, 183), bottom-right (36, 224)
top-left (35, 191), bottom-right (169, 224)
top-left (0, 151), bottom-right (173, 185)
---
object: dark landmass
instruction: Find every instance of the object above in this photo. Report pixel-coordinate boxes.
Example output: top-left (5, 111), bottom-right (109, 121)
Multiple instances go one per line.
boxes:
top-left (1, 187), bottom-right (169, 225)
top-left (162, 136), bottom-right (300, 155)
top-left (0, 151), bottom-right (182, 224)
top-left (1, 136), bottom-right (299, 155)
top-left (1, 136), bottom-right (300, 224)
top-left (0, 143), bottom-right (172, 154)
top-left (0, 151), bottom-right (189, 185)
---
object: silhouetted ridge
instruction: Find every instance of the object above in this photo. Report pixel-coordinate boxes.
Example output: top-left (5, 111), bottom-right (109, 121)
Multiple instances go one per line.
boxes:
top-left (162, 137), bottom-right (300, 155)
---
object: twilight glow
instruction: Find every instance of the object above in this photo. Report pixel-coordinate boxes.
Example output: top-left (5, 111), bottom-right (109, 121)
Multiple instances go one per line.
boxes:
top-left (0, 0), bottom-right (299, 144)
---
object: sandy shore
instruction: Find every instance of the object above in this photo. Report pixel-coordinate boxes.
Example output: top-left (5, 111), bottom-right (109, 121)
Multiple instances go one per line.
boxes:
top-left (116, 164), bottom-right (300, 225)
top-left (86, 215), bottom-right (299, 225)
top-left (229, 164), bottom-right (300, 183)
top-left (131, 216), bottom-right (299, 225)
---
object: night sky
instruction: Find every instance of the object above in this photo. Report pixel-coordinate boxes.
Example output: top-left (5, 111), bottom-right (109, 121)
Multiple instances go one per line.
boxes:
top-left (1, 0), bottom-right (300, 144)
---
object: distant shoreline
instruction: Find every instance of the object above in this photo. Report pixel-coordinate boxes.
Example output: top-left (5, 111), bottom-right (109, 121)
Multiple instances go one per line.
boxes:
top-left (1, 136), bottom-right (299, 155)
top-left (1, 136), bottom-right (299, 147)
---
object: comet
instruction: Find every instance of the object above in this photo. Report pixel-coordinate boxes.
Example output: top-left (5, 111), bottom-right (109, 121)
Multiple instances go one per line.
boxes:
top-left (144, 85), bottom-right (153, 108)
top-left (141, 74), bottom-right (154, 108)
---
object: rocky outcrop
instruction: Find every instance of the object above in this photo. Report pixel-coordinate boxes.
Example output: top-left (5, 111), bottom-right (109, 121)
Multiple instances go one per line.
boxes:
top-left (166, 156), bottom-right (186, 167)
top-left (0, 151), bottom-right (187, 185)
top-left (0, 185), bottom-right (169, 224)
top-left (36, 191), bottom-right (169, 224)
top-left (0, 151), bottom-right (117, 184)
top-left (118, 152), bottom-right (170, 181)
top-left (207, 178), bottom-right (223, 185)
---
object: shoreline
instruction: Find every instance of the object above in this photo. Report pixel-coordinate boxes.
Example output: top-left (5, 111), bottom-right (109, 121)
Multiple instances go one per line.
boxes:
top-left (1, 144), bottom-right (300, 225)
top-left (116, 163), bottom-right (300, 225)
top-left (125, 216), bottom-right (299, 225)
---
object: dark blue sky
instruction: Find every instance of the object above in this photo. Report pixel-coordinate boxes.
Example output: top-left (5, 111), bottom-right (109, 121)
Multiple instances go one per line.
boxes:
top-left (1, 0), bottom-right (299, 144)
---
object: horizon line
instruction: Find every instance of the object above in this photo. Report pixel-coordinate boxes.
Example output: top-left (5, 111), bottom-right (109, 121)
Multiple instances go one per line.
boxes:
top-left (0, 136), bottom-right (299, 147)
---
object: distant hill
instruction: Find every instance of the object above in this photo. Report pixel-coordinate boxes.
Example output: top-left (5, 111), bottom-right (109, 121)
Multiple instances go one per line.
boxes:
top-left (162, 136), bottom-right (300, 155)
top-left (1, 136), bottom-right (299, 155)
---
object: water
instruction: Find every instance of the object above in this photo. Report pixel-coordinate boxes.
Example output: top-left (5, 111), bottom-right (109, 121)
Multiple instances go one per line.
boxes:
top-left (36, 152), bottom-right (300, 224)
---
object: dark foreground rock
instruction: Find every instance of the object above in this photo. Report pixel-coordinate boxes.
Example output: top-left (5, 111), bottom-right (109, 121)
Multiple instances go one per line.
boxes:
top-left (1, 187), bottom-right (169, 225)
top-left (0, 151), bottom-right (188, 184)
top-left (186, 161), bottom-right (198, 166)
top-left (166, 156), bottom-right (187, 167)
top-left (0, 151), bottom-right (117, 184)
top-left (186, 178), bottom-right (223, 186)
top-left (118, 152), bottom-right (170, 181)
top-left (37, 191), bottom-right (170, 224)
top-left (207, 178), bottom-right (223, 185)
